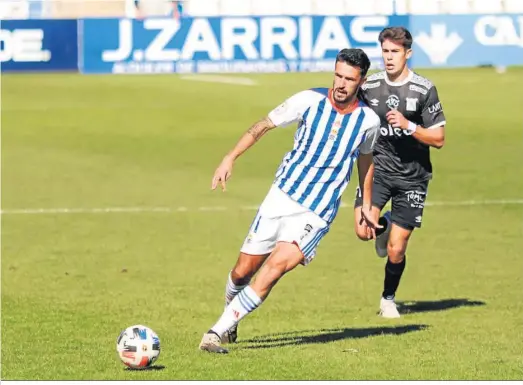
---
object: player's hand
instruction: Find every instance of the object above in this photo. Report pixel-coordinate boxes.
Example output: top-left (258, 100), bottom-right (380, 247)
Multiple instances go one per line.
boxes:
top-left (211, 155), bottom-right (234, 192)
top-left (360, 205), bottom-right (382, 240)
top-left (386, 110), bottom-right (409, 130)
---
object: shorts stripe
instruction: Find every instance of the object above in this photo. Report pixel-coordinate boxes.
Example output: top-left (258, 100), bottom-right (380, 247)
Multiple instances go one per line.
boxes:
top-left (253, 215), bottom-right (262, 233)
top-left (301, 227), bottom-right (329, 257)
top-left (248, 209), bottom-right (260, 231)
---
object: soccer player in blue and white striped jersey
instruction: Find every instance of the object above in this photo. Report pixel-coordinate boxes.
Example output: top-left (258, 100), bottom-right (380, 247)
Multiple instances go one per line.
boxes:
top-left (199, 48), bottom-right (382, 354)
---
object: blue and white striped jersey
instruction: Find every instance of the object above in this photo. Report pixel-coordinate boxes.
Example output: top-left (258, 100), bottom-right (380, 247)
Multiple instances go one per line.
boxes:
top-left (267, 87), bottom-right (380, 224)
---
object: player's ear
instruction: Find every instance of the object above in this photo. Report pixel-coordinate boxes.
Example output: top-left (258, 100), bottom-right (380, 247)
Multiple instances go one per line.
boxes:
top-left (405, 48), bottom-right (413, 60)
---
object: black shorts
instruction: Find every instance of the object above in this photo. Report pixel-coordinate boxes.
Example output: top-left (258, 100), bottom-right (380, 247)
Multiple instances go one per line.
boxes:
top-left (354, 172), bottom-right (429, 230)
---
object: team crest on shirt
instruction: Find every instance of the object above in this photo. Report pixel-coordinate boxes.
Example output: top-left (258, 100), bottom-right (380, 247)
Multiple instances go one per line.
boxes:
top-left (406, 97), bottom-right (418, 111)
top-left (386, 95), bottom-right (400, 110)
top-left (329, 119), bottom-right (342, 140)
top-left (329, 128), bottom-right (339, 141)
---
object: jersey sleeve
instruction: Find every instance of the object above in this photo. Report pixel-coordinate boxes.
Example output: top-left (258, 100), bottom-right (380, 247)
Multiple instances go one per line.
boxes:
top-left (359, 113), bottom-right (380, 155)
top-left (267, 91), bottom-right (312, 128)
top-left (421, 86), bottom-right (446, 129)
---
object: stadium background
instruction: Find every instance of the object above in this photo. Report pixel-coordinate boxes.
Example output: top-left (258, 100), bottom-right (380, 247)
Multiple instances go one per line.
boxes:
top-left (2, 0), bottom-right (523, 380)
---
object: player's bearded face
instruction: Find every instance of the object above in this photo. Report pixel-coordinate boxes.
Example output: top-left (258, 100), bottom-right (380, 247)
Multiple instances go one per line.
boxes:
top-left (332, 62), bottom-right (364, 104)
top-left (381, 39), bottom-right (411, 77)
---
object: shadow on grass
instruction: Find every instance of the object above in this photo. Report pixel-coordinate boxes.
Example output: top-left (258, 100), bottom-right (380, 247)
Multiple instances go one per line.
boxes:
top-left (240, 324), bottom-right (428, 350)
top-left (396, 298), bottom-right (486, 314)
top-left (125, 365), bottom-right (165, 371)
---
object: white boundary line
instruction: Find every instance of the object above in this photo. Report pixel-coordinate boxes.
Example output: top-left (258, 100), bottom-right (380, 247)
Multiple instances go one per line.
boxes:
top-left (1, 199), bottom-right (522, 215)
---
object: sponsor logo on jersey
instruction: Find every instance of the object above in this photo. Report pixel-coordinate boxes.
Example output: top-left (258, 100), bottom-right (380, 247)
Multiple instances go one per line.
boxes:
top-left (380, 125), bottom-right (414, 137)
top-left (370, 98), bottom-right (379, 106)
top-left (428, 102), bottom-right (442, 114)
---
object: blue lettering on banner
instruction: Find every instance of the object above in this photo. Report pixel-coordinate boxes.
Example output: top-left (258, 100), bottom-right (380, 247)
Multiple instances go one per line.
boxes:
top-left (80, 16), bottom-right (409, 74)
top-left (5, 15), bottom-right (518, 74)
top-left (0, 19), bottom-right (78, 72)
top-left (410, 15), bottom-right (523, 67)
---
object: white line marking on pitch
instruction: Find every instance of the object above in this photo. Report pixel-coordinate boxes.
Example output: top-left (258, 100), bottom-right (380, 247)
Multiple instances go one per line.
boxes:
top-left (179, 75), bottom-right (257, 86)
top-left (1, 199), bottom-right (522, 215)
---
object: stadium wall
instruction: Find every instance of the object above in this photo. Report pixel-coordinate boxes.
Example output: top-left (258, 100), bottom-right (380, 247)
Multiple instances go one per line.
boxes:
top-left (1, 14), bottom-right (522, 73)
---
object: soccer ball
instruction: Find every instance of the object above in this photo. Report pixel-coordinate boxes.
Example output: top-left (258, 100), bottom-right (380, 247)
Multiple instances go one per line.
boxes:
top-left (116, 325), bottom-right (161, 369)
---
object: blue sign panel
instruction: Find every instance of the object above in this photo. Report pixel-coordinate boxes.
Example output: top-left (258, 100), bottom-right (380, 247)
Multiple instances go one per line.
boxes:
top-left (0, 19), bottom-right (78, 72)
top-left (80, 16), bottom-right (410, 74)
top-left (410, 15), bottom-right (523, 68)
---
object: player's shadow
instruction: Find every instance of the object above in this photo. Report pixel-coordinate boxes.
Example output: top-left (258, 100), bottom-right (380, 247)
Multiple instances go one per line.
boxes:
top-left (240, 324), bottom-right (428, 350)
top-left (396, 298), bottom-right (486, 314)
top-left (125, 365), bottom-right (165, 371)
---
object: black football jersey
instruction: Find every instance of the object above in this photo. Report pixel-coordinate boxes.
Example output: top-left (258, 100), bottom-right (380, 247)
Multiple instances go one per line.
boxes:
top-left (361, 71), bottom-right (446, 182)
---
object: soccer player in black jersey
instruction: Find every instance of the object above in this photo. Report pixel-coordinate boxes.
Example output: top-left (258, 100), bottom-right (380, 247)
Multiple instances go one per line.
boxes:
top-left (354, 27), bottom-right (446, 318)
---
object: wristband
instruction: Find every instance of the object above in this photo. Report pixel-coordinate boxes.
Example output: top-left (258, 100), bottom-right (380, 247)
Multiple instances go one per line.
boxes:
top-left (407, 121), bottom-right (417, 134)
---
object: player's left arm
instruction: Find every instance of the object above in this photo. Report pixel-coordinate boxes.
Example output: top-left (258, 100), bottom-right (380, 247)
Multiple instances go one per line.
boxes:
top-left (357, 122), bottom-right (382, 236)
top-left (357, 123), bottom-right (378, 209)
top-left (386, 86), bottom-right (446, 149)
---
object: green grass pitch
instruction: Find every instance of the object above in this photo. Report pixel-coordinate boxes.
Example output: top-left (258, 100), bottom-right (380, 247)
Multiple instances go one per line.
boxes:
top-left (2, 68), bottom-right (523, 380)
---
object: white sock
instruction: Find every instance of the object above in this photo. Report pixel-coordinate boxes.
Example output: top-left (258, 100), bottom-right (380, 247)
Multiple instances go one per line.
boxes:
top-left (211, 285), bottom-right (262, 337)
top-left (224, 272), bottom-right (249, 309)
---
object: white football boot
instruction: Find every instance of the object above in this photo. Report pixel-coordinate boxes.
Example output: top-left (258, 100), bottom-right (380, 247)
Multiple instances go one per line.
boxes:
top-left (379, 297), bottom-right (401, 319)
top-left (199, 332), bottom-right (229, 354)
top-left (375, 211), bottom-right (392, 258)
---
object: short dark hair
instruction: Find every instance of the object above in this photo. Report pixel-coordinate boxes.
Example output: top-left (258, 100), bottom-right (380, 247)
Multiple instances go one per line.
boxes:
top-left (335, 48), bottom-right (371, 77)
top-left (378, 26), bottom-right (413, 49)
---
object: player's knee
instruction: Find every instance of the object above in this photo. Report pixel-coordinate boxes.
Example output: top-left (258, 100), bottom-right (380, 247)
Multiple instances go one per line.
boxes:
top-left (231, 257), bottom-right (259, 285)
top-left (387, 242), bottom-right (406, 262)
top-left (230, 267), bottom-right (251, 286)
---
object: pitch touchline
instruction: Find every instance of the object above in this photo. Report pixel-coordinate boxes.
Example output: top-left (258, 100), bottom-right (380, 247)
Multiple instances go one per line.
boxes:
top-left (1, 199), bottom-right (522, 215)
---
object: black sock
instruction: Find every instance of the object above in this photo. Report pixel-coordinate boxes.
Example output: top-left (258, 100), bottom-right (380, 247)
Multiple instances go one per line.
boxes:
top-left (375, 216), bottom-right (389, 237)
top-left (382, 257), bottom-right (406, 300)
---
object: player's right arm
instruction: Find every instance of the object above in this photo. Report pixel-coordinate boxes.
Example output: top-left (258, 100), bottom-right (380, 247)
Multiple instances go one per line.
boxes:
top-left (386, 85), bottom-right (446, 149)
top-left (211, 91), bottom-right (310, 191)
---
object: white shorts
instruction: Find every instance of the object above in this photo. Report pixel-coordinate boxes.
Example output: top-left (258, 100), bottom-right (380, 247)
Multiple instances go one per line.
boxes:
top-left (240, 185), bottom-right (329, 265)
